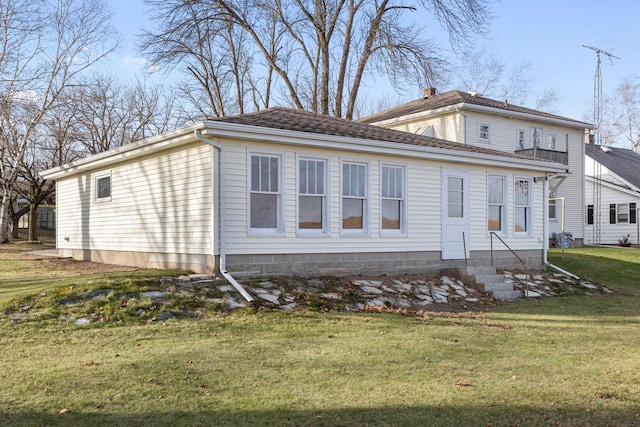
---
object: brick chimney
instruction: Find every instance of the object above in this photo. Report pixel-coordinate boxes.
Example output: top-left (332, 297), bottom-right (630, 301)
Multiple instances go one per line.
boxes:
top-left (423, 87), bottom-right (437, 98)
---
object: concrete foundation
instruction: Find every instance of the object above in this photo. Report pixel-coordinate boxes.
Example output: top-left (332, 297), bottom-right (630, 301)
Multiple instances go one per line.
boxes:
top-left (59, 248), bottom-right (543, 278)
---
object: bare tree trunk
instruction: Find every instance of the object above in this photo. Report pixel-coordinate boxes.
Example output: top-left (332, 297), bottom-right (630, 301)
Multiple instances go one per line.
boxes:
top-left (0, 193), bottom-right (11, 243)
top-left (28, 201), bottom-right (38, 242)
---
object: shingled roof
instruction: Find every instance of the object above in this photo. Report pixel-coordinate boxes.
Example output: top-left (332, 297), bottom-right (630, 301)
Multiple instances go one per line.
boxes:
top-left (358, 90), bottom-right (592, 127)
top-left (586, 144), bottom-right (640, 190)
top-left (210, 107), bottom-right (552, 162)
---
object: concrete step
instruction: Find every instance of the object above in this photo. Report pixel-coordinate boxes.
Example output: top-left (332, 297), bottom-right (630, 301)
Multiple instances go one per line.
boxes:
top-left (492, 289), bottom-right (522, 301)
top-left (482, 280), bottom-right (516, 292)
top-left (474, 273), bottom-right (505, 286)
top-left (458, 266), bottom-right (496, 276)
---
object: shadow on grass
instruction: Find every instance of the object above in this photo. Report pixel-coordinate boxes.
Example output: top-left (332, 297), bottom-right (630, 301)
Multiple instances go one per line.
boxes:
top-left (2, 405), bottom-right (637, 427)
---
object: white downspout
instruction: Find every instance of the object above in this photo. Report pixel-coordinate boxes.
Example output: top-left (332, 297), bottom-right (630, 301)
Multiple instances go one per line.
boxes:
top-left (542, 173), bottom-right (580, 279)
top-left (194, 129), bottom-right (255, 303)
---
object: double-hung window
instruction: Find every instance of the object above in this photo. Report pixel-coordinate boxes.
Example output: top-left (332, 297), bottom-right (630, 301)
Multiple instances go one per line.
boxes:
top-left (381, 165), bottom-right (405, 232)
top-left (298, 158), bottom-right (326, 232)
top-left (250, 154), bottom-right (281, 231)
top-left (488, 175), bottom-right (505, 233)
top-left (342, 162), bottom-right (367, 231)
top-left (514, 178), bottom-right (531, 234)
top-left (617, 203), bottom-right (629, 224)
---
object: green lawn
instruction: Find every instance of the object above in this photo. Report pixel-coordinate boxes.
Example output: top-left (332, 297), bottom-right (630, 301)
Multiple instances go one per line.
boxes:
top-left (0, 244), bottom-right (638, 426)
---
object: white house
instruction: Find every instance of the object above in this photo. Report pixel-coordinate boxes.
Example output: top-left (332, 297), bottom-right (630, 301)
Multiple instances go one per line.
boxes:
top-left (41, 108), bottom-right (567, 280)
top-left (585, 144), bottom-right (640, 245)
top-left (360, 89), bottom-right (593, 246)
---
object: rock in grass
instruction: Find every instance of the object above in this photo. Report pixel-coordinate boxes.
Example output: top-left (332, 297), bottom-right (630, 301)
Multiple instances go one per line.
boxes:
top-left (155, 312), bottom-right (175, 321)
top-left (74, 317), bottom-right (91, 326)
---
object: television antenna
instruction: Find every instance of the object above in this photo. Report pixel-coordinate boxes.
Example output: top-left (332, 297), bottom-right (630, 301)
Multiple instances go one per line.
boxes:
top-left (583, 45), bottom-right (620, 245)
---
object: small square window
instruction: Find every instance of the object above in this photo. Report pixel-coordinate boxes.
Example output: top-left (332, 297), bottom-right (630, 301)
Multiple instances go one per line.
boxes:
top-left (479, 123), bottom-right (490, 142)
top-left (95, 175), bottom-right (111, 201)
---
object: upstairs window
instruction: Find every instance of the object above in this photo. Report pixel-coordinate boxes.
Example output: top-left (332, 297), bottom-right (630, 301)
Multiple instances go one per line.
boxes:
top-left (250, 154), bottom-right (281, 230)
top-left (517, 129), bottom-right (526, 149)
top-left (479, 123), bottom-right (491, 142)
top-left (546, 134), bottom-right (557, 150)
top-left (298, 158), bottom-right (327, 232)
top-left (342, 162), bottom-right (368, 231)
top-left (531, 127), bottom-right (543, 148)
top-left (381, 165), bottom-right (405, 232)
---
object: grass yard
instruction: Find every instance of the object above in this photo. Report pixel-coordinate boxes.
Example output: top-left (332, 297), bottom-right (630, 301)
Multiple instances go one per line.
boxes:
top-left (0, 243), bottom-right (639, 426)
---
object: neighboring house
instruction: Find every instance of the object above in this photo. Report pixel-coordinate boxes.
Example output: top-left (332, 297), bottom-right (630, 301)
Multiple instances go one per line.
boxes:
top-left (585, 144), bottom-right (640, 245)
top-left (41, 108), bottom-right (567, 278)
top-left (359, 89), bottom-right (593, 246)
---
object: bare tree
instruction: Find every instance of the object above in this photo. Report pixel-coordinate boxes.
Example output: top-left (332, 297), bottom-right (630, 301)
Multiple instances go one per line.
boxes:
top-left (0, 0), bottom-right (119, 243)
top-left (67, 75), bottom-right (180, 154)
top-left (602, 77), bottom-right (640, 151)
top-left (451, 47), bottom-right (560, 112)
top-left (141, 0), bottom-right (491, 120)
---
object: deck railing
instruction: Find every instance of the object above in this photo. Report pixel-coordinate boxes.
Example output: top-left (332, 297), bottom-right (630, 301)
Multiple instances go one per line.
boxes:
top-left (515, 147), bottom-right (568, 165)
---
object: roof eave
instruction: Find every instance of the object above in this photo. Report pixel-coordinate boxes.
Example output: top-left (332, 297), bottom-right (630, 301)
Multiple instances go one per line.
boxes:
top-left (40, 123), bottom-right (206, 180)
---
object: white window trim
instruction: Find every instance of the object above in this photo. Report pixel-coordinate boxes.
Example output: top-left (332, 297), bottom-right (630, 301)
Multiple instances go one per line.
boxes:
top-left (487, 174), bottom-right (507, 235)
top-left (514, 177), bottom-right (532, 236)
top-left (478, 123), bottom-right (491, 143)
top-left (94, 172), bottom-right (112, 202)
top-left (380, 163), bottom-right (408, 236)
top-left (340, 159), bottom-right (369, 235)
top-left (247, 151), bottom-right (284, 235)
top-left (296, 155), bottom-right (329, 236)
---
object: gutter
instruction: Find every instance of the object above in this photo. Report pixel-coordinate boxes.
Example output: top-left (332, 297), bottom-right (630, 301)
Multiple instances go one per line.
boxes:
top-left (540, 173), bottom-right (580, 280)
top-left (194, 129), bottom-right (255, 304)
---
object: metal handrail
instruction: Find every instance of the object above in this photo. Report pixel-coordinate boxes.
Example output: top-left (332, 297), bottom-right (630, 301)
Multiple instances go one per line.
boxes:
top-left (490, 232), bottom-right (529, 298)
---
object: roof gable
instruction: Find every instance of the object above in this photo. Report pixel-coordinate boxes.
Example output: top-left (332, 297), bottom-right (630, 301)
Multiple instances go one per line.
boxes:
top-left (586, 144), bottom-right (640, 190)
top-left (358, 90), bottom-right (592, 128)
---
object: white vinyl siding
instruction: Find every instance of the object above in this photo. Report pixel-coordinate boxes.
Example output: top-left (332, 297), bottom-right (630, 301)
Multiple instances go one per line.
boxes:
top-left (220, 139), bottom-right (546, 256)
top-left (56, 143), bottom-right (213, 254)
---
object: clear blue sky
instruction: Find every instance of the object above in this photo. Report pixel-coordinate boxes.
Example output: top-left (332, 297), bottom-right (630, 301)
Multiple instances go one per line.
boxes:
top-left (108, 0), bottom-right (640, 124)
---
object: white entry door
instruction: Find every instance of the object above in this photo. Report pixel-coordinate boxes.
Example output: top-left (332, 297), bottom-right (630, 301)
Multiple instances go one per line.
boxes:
top-left (442, 169), bottom-right (470, 260)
